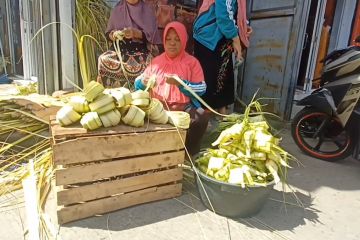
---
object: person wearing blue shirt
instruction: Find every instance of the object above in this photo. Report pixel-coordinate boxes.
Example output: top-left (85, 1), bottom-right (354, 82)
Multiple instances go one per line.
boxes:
top-left (193, 0), bottom-right (252, 114)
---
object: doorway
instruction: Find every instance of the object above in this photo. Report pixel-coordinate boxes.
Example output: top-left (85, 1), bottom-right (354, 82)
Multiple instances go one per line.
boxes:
top-left (0, 0), bottom-right (23, 77)
top-left (296, 0), bottom-right (337, 92)
top-left (295, 0), bottom-right (359, 93)
top-left (296, 0), bottom-right (320, 89)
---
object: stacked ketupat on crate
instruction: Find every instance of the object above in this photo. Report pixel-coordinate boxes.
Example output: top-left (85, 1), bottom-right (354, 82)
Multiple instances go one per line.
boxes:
top-left (49, 81), bottom-right (190, 224)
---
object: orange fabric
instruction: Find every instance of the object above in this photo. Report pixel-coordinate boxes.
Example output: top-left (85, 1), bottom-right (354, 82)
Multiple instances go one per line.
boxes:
top-left (198, 0), bottom-right (250, 47)
top-left (313, 25), bottom-right (331, 87)
top-left (143, 22), bottom-right (204, 105)
top-left (350, 1), bottom-right (360, 46)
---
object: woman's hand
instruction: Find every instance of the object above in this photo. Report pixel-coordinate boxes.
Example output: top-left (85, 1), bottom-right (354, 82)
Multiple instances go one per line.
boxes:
top-left (165, 74), bottom-right (181, 86)
top-left (110, 30), bottom-right (125, 41)
top-left (246, 26), bottom-right (253, 36)
top-left (232, 36), bottom-right (243, 61)
top-left (123, 28), bottom-right (143, 40)
top-left (141, 77), bottom-right (150, 86)
top-left (141, 75), bottom-right (157, 90)
top-left (110, 28), bottom-right (142, 41)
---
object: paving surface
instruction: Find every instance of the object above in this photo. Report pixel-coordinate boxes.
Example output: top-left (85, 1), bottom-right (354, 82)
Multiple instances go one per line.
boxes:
top-left (1, 127), bottom-right (360, 240)
top-left (1, 85), bottom-right (359, 240)
top-left (0, 83), bottom-right (19, 96)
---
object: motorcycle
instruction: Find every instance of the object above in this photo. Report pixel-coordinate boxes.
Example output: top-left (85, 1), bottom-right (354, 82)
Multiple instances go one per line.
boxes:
top-left (291, 36), bottom-right (360, 161)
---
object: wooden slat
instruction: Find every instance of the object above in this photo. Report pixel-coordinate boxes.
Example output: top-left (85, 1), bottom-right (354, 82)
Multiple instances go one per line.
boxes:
top-left (52, 130), bottom-right (186, 165)
top-left (57, 183), bottom-right (182, 224)
top-left (55, 151), bottom-right (184, 185)
top-left (50, 118), bottom-right (180, 141)
top-left (51, 122), bottom-right (87, 140)
top-left (4, 98), bottom-right (62, 123)
top-left (57, 168), bottom-right (183, 205)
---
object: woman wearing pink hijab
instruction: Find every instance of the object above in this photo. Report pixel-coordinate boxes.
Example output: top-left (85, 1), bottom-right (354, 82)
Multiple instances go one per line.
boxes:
top-left (193, 0), bottom-right (253, 114)
top-left (135, 21), bottom-right (209, 155)
top-left (97, 0), bottom-right (162, 88)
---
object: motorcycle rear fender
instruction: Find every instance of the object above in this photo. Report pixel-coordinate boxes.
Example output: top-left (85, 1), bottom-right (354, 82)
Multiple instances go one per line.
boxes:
top-left (297, 88), bottom-right (337, 115)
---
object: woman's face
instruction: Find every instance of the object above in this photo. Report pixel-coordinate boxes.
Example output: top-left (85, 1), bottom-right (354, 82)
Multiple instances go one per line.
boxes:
top-left (164, 28), bottom-right (181, 59)
top-left (126, 0), bottom-right (139, 4)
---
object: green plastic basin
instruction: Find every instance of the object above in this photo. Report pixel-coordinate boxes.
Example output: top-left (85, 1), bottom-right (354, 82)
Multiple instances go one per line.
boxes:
top-left (194, 166), bottom-right (274, 218)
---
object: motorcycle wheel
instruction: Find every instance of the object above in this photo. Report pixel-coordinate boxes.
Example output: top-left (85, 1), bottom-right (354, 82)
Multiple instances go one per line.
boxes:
top-left (291, 107), bottom-right (353, 161)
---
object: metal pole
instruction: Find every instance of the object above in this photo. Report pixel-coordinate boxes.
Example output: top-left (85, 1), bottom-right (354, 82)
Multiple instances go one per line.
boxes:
top-left (39, 0), bottom-right (48, 93)
top-left (5, 0), bottom-right (16, 74)
top-left (20, 0), bottom-right (33, 80)
top-left (0, 36), bottom-right (7, 75)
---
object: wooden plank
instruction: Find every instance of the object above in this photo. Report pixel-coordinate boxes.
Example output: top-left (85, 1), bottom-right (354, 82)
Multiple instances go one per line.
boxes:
top-left (33, 107), bottom-right (60, 124)
top-left (51, 122), bottom-right (87, 139)
top-left (57, 183), bottom-right (182, 224)
top-left (3, 97), bottom-right (61, 123)
top-left (50, 118), bottom-right (180, 141)
top-left (52, 130), bottom-right (187, 165)
top-left (57, 168), bottom-right (183, 205)
top-left (6, 96), bottom-right (63, 111)
top-left (55, 151), bottom-right (184, 185)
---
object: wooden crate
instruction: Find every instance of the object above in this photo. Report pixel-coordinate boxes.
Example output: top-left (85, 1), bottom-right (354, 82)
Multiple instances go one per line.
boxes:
top-left (48, 117), bottom-right (186, 224)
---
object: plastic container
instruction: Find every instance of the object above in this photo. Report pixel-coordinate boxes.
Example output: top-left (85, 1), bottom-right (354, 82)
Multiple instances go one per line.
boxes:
top-left (194, 167), bottom-right (274, 218)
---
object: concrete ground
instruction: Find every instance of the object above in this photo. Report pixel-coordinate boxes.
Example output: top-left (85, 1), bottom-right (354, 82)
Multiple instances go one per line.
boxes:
top-left (1, 84), bottom-right (359, 240)
top-left (0, 83), bottom-right (19, 96)
top-left (1, 127), bottom-right (359, 240)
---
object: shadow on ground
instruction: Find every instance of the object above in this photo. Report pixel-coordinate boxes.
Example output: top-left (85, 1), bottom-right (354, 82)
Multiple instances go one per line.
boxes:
top-left (63, 115), bottom-right (358, 236)
top-left (63, 176), bottom-right (206, 231)
top-left (235, 189), bottom-right (320, 231)
top-left (185, 172), bottom-right (321, 232)
top-left (60, 161), bottom-right (343, 236)
top-left (282, 130), bottom-right (360, 192)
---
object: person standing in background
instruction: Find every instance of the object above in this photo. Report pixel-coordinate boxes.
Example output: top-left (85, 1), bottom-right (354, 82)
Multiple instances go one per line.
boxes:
top-left (97, 0), bottom-right (162, 88)
top-left (193, 0), bottom-right (252, 114)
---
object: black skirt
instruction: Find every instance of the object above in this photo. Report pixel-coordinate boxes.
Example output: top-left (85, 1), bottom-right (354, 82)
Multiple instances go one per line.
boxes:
top-left (194, 38), bottom-right (235, 109)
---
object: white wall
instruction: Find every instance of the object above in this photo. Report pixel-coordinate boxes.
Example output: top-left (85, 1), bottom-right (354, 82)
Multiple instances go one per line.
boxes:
top-left (58, 0), bottom-right (79, 90)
